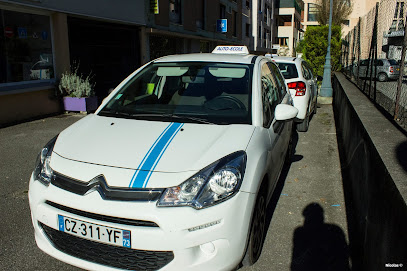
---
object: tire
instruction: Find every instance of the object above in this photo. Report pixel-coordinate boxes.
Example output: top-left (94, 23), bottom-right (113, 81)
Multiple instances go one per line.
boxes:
top-left (296, 114), bottom-right (309, 132)
top-left (284, 125), bottom-right (295, 166)
top-left (378, 73), bottom-right (388, 82)
top-left (242, 187), bottom-right (267, 266)
top-left (313, 96), bottom-right (318, 114)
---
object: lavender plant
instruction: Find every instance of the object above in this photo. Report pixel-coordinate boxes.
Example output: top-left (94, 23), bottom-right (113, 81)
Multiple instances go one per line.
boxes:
top-left (59, 63), bottom-right (95, 97)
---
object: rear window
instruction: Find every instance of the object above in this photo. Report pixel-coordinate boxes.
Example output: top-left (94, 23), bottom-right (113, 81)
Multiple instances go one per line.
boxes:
top-left (388, 59), bottom-right (398, 65)
top-left (276, 63), bottom-right (298, 79)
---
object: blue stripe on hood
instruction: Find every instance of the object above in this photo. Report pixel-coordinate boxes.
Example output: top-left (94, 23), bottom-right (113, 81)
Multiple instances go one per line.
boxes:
top-left (129, 122), bottom-right (184, 188)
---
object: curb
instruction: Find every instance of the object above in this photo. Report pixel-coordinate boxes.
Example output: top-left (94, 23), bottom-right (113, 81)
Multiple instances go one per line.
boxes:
top-left (318, 96), bottom-right (333, 105)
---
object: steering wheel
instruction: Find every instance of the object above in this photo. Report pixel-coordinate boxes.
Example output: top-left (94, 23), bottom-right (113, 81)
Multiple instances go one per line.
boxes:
top-left (206, 95), bottom-right (246, 110)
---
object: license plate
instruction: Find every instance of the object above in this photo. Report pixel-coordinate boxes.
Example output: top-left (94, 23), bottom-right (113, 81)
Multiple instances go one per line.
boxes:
top-left (58, 215), bottom-right (131, 248)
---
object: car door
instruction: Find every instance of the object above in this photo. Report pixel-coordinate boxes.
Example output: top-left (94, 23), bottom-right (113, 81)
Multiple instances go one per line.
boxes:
top-left (304, 62), bottom-right (317, 107)
top-left (267, 61), bottom-right (292, 152)
top-left (358, 59), bottom-right (369, 78)
top-left (301, 62), bottom-right (314, 105)
top-left (260, 61), bottom-right (288, 190)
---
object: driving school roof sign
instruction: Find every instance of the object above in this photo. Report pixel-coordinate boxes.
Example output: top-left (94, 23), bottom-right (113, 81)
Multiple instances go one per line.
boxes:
top-left (212, 46), bottom-right (249, 55)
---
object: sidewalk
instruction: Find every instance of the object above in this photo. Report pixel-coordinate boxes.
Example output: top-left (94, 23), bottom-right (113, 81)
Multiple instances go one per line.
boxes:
top-left (242, 104), bottom-right (349, 270)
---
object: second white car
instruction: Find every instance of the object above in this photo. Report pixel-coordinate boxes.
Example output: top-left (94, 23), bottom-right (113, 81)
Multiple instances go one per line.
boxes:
top-left (271, 56), bottom-right (318, 132)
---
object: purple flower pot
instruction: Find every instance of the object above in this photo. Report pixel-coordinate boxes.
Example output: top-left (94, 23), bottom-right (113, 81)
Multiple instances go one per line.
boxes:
top-left (63, 97), bottom-right (98, 112)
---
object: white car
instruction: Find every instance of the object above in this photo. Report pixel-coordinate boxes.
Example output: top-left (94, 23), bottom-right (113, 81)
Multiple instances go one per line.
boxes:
top-left (29, 46), bottom-right (298, 271)
top-left (271, 57), bottom-right (318, 132)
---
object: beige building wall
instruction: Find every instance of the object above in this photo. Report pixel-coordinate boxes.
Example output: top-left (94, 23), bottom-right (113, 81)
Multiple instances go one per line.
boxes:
top-left (344, 0), bottom-right (406, 61)
top-left (278, 7), bottom-right (302, 56)
top-left (302, 0), bottom-right (318, 31)
top-left (343, 0), bottom-right (380, 36)
top-left (302, 0), bottom-right (380, 37)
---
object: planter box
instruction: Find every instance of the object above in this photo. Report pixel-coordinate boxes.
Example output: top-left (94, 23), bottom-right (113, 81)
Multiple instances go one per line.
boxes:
top-left (63, 97), bottom-right (98, 112)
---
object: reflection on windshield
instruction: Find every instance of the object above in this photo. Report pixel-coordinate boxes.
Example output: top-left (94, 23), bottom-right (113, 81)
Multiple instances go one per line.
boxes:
top-left (99, 62), bottom-right (252, 125)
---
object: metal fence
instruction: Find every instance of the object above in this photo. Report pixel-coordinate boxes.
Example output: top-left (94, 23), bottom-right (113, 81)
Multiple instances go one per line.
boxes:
top-left (341, 0), bottom-right (407, 132)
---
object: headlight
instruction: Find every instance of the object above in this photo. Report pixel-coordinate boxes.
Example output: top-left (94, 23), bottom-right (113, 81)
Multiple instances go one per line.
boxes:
top-left (157, 151), bottom-right (246, 209)
top-left (33, 136), bottom-right (58, 186)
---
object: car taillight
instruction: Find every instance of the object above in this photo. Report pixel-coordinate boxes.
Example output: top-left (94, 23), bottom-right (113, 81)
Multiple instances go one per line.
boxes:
top-left (287, 81), bottom-right (306, 96)
top-left (390, 66), bottom-right (394, 73)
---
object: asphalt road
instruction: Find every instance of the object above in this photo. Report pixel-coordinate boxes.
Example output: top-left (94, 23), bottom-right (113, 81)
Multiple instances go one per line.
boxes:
top-left (0, 105), bottom-right (348, 271)
top-left (0, 114), bottom-right (84, 271)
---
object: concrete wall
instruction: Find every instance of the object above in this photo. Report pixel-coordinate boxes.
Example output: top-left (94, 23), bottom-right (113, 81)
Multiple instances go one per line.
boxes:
top-left (332, 73), bottom-right (407, 270)
top-left (0, 87), bottom-right (62, 127)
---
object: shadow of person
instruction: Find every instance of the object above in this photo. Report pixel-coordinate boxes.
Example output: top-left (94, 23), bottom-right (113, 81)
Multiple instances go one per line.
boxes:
top-left (291, 203), bottom-right (350, 271)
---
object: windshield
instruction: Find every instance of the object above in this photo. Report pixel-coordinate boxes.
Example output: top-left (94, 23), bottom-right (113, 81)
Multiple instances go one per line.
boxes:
top-left (276, 63), bottom-right (298, 79)
top-left (99, 62), bottom-right (252, 125)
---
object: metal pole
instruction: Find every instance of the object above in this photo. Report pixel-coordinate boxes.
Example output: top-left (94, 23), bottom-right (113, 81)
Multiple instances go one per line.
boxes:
top-left (320, 0), bottom-right (333, 97)
top-left (395, 14), bottom-right (407, 120)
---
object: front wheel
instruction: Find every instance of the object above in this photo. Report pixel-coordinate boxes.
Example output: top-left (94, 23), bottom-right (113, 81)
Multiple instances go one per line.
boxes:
top-left (242, 188), bottom-right (267, 266)
top-left (296, 114), bottom-right (309, 132)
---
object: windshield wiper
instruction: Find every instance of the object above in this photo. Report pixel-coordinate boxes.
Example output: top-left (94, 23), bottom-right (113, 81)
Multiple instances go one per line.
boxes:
top-left (130, 113), bottom-right (216, 124)
top-left (170, 114), bottom-right (216, 124)
top-left (98, 110), bottom-right (134, 119)
top-left (99, 111), bottom-right (219, 124)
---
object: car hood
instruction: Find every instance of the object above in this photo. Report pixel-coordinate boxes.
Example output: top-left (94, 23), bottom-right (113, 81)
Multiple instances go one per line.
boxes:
top-left (53, 114), bottom-right (255, 174)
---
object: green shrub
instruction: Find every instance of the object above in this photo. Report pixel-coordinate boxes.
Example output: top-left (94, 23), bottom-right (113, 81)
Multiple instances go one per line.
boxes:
top-left (59, 63), bottom-right (95, 97)
top-left (301, 25), bottom-right (342, 78)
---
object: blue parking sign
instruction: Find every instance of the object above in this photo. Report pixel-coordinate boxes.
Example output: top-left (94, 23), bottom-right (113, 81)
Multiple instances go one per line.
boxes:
top-left (17, 27), bottom-right (27, 39)
top-left (217, 19), bottom-right (227, 33)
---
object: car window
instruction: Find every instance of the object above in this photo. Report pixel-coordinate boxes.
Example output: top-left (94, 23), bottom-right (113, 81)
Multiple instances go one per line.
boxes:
top-left (360, 60), bottom-right (368, 66)
top-left (301, 63), bottom-right (311, 80)
top-left (101, 62), bottom-right (253, 125)
top-left (373, 60), bottom-right (383, 66)
top-left (304, 62), bottom-right (314, 78)
top-left (261, 63), bottom-right (280, 127)
top-left (267, 62), bottom-right (287, 99)
top-left (276, 63), bottom-right (298, 79)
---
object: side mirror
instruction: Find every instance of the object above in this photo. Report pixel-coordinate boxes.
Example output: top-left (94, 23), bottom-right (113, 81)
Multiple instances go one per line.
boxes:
top-left (275, 104), bottom-right (298, 121)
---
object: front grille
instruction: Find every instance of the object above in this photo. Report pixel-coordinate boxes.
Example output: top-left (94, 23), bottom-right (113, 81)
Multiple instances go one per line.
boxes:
top-left (40, 223), bottom-right (174, 270)
top-left (52, 172), bottom-right (164, 202)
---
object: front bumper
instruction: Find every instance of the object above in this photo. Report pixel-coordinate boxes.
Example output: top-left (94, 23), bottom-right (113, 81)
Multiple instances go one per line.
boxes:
top-left (388, 73), bottom-right (400, 80)
top-left (29, 174), bottom-right (256, 271)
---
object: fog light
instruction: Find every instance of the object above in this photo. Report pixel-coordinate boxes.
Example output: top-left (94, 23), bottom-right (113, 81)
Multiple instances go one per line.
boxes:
top-left (200, 242), bottom-right (215, 254)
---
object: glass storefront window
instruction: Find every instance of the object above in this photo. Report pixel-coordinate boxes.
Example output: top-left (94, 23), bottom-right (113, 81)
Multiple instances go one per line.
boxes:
top-left (0, 9), bottom-right (54, 84)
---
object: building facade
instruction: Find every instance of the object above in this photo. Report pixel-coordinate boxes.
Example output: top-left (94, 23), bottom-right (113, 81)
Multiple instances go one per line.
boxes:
top-left (250, 0), bottom-right (279, 54)
top-left (0, 0), bottom-right (249, 126)
top-left (274, 0), bottom-right (304, 56)
top-left (342, 0), bottom-right (380, 37)
top-left (301, 0), bottom-right (318, 32)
